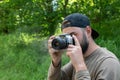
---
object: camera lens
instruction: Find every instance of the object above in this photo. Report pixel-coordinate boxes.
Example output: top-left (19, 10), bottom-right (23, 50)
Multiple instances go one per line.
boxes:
top-left (52, 37), bottom-right (67, 50)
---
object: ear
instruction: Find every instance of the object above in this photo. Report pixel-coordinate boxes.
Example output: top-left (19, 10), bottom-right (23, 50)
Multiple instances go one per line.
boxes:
top-left (85, 26), bottom-right (92, 38)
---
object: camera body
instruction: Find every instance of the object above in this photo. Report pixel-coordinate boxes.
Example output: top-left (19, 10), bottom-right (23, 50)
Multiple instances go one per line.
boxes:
top-left (52, 34), bottom-right (75, 50)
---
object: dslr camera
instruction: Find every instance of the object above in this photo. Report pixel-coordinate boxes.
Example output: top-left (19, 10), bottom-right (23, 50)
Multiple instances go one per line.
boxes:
top-left (51, 34), bottom-right (75, 50)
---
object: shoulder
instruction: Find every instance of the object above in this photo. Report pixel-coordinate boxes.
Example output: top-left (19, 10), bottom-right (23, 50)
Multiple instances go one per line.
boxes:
top-left (95, 47), bottom-right (119, 62)
top-left (94, 48), bottom-right (120, 79)
top-left (94, 47), bottom-right (120, 67)
top-left (87, 47), bottom-right (120, 79)
top-left (95, 57), bottom-right (120, 79)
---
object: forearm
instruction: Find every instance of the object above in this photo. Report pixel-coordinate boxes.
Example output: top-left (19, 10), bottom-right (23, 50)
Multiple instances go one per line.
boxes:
top-left (75, 70), bottom-right (91, 80)
top-left (47, 61), bottom-right (61, 80)
top-left (47, 61), bottom-right (72, 80)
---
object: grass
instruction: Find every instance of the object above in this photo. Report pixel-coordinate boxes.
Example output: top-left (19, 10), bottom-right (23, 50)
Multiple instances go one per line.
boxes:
top-left (0, 19), bottom-right (120, 80)
top-left (0, 33), bottom-right (49, 80)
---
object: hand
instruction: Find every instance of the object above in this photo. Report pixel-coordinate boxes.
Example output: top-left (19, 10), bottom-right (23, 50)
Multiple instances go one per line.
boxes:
top-left (66, 35), bottom-right (87, 72)
top-left (48, 35), bottom-right (63, 66)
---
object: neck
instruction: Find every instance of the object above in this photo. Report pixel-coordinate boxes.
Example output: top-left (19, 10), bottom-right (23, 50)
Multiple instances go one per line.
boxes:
top-left (84, 38), bottom-right (100, 58)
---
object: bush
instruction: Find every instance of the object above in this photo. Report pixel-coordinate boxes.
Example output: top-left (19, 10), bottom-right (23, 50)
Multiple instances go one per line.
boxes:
top-left (0, 33), bottom-right (49, 80)
top-left (96, 38), bottom-right (120, 59)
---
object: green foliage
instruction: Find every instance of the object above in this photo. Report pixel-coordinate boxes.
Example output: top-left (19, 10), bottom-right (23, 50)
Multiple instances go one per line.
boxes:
top-left (0, 0), bottom-right (60, 36)
top-left (0, 30), bottom-right (120, 80)
top-left (0, 33), bottom-right (49, 80)
top-left (93, 19), bottom-right (120, 58)
top-left (0, 0), bottom-right (120, 36)
top-left (0, 0), bottom-right (120, 80)
top-left (96, 38), bottom-right (120, 59)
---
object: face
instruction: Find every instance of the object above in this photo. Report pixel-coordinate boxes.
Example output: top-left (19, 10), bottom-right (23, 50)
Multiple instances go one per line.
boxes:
top-left (62, 27), bottom-right (89, 54)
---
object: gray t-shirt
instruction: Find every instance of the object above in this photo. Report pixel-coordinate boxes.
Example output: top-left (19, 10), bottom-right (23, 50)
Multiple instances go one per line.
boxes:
top-left (47, 47), bottom-right (120, 80)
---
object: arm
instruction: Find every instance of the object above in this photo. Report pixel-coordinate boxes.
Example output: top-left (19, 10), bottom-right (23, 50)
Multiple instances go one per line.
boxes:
top-left (47, 61), bottom-right (73, 80)
top-left (66, 35), bottom-right (91, 80)
top-left (75, 70), bottom-right (91, 80)
top-left (47, 61), bottom-right (61, 80)
top-left (47, 35), bottom-right (91, 80)
top-left (47, 35), bottom-right (62, 80)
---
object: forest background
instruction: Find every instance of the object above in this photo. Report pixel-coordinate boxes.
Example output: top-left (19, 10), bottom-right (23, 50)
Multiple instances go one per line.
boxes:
top-left (0, 0), bottom-right (120, 80)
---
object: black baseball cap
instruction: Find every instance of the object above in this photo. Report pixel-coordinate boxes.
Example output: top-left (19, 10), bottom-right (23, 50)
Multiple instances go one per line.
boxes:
top-left (61, 13), bottom-right (99, 39)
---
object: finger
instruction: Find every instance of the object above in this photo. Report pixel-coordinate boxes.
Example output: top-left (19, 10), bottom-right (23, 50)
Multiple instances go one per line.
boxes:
top-left (48, 43), bottom-right (52, 48)
top-left (48, 35), bottom-right (55, 42)
top-left (66, 52), bottom-right (73, 58)
top-left (66, 51), bottom-right (71, 57)
top-left (49, 35), bottom-right (55, 39)
top-left (68, 44), bottom-right (75, 48)
top-left (67, 49), bottom-right (73, 53)
top-left (48, 39), bottom-right (53, 44)
top-left (49, 48), bottom-right (59, 54)
top-left (67, 45), bottom-right (75, 52)
top-left (72, 35), bottom-right (80, 46)
top-left (48, 35), bottom-right (55, 47)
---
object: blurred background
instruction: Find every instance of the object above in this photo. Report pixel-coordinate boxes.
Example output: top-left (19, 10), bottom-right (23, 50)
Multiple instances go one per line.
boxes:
top-left (0, 0), bottom-right (120, 80)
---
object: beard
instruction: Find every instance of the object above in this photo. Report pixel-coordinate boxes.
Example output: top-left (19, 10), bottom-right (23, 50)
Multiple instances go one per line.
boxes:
top-left (80, 32), bottom-right (89, 54)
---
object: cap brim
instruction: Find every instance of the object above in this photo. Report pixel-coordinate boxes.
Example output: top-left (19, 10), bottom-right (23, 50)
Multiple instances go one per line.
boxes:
top-left (91, 29), bottom-right (99, 39)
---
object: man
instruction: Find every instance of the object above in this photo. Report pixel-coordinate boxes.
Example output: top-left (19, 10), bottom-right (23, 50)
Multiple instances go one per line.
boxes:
top-left (47, 13), bottom-right (120, 80)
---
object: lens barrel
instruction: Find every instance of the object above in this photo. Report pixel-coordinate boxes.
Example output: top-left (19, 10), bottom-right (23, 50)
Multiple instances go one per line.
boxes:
top-left (51, 34), bottom-right (74, 50)
top-left (52, 37), bottom-right (67, 50)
